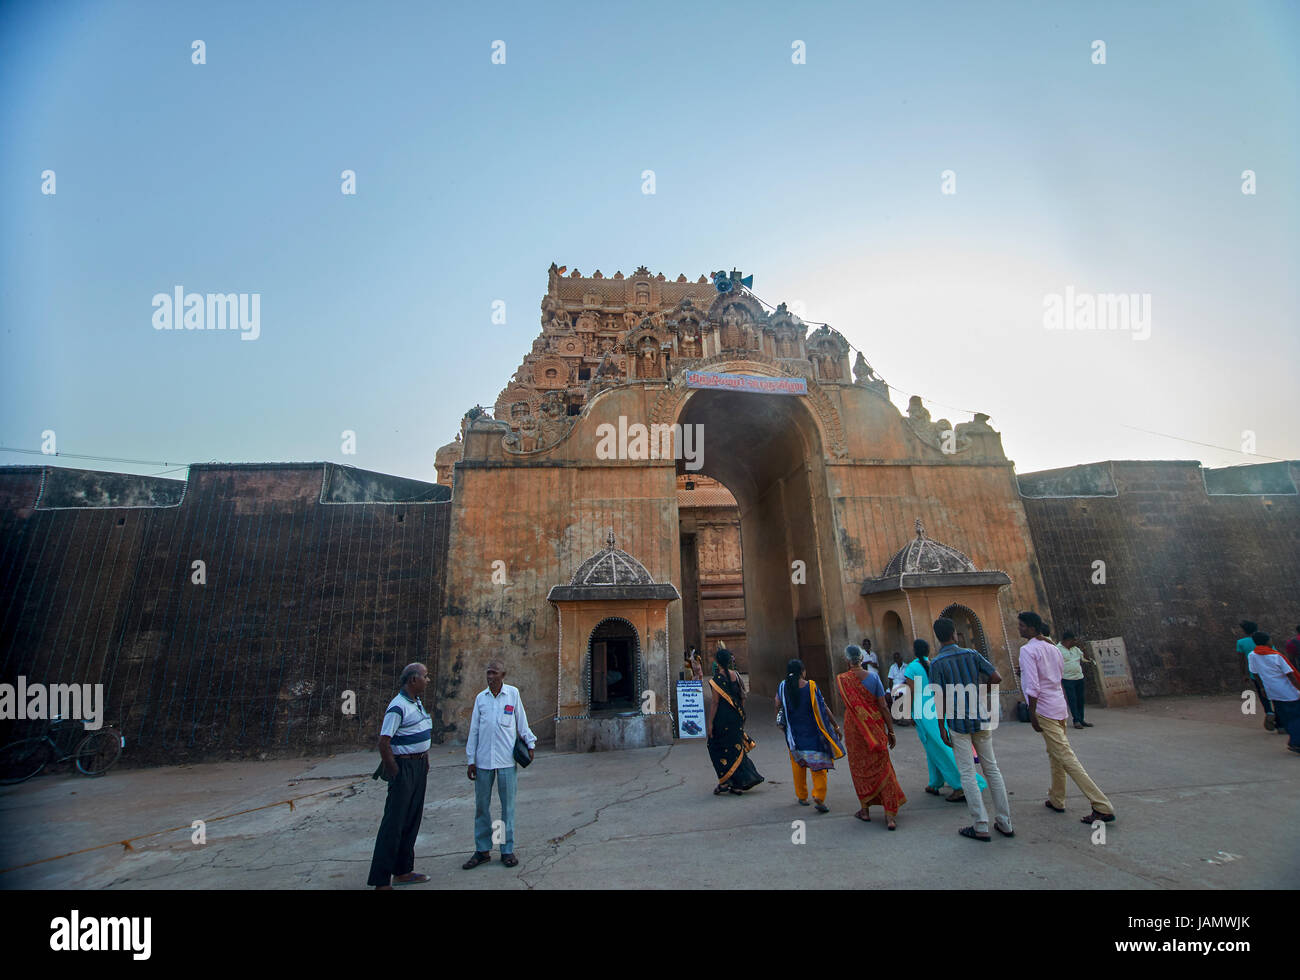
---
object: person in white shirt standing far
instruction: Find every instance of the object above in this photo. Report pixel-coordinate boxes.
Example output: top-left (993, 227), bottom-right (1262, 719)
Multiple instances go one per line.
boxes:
top-left (463, 660), bottom-right (537, 870)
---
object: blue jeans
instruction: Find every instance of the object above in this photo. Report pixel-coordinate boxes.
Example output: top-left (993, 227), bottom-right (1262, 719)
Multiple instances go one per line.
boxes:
top-left (1062, 678), bottom-right (1086, 724)
top-left (474, 766), bottom-right (518, 853)
top-left (1273, 699), bottom-right (1300, 749)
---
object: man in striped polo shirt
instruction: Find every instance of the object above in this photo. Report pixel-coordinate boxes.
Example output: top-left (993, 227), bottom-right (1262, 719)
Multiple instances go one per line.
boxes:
top-left (929, 616), bottom-right (1014, 843)
top-left (367, 663), bottom-right (433, 889)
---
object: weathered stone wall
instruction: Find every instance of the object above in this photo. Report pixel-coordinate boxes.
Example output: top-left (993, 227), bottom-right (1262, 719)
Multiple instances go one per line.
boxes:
top-left (1019, 460), bottom-right (1300, 698)
top-left (0, 463), bottom-right (451, 763)
top-left (434, 383), bottom-right (681, 743)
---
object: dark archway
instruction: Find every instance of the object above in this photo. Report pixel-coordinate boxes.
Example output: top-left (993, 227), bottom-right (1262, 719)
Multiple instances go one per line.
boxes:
top-left (588, 617), bottom-right (640, 714)
top-left (940, 603), bottom-right (990, 658)
top-left (881, 610), bottom-right (908, 662)
top-left (675, 387), bottom-right (834, 698)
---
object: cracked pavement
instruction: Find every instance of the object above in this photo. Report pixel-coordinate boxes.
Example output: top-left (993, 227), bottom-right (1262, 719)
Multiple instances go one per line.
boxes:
top-left (1, 695), bottom-right (1296, 889)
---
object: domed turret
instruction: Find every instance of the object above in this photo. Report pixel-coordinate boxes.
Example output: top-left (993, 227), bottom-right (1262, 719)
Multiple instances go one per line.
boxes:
top-left (882, 519), bottom-right (977, 576)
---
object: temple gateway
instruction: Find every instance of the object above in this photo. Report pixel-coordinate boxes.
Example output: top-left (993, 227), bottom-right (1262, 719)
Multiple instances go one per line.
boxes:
top-left (433, 265), bottom-right (1070, 750)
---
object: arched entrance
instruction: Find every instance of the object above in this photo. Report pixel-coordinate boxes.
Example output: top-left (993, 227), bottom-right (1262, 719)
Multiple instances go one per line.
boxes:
top-left (674, 386), bottom-right (836, 698)
top-left (587, 617), bottom-right (640, 714)
top-left (881, 610), bottom-right (908, 661)
top-left (940, 603), bottom-right (990, 657)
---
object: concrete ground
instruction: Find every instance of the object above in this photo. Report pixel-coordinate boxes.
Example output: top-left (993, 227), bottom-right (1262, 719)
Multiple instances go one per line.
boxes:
top-left (1, 694), bottom-right (1296, 889)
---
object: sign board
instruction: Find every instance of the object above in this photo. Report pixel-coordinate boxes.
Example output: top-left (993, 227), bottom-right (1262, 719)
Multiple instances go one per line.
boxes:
top-left (675, 680), bottom-right (706, 738)
top-left (684, 371), bottom-right (807, 396)
top-left (1087, 636), bottom-right (1138, 707)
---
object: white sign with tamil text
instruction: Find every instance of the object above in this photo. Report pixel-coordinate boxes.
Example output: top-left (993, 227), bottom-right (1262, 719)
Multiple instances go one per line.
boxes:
top-left (676, 680), bottom-right (706, 738)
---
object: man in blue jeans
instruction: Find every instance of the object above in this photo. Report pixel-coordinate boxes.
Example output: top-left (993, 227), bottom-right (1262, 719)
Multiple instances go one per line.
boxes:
top-left (1248, 631), bottom-right (1300, 754)
top-left (463, 660), bottom-right (537, 870)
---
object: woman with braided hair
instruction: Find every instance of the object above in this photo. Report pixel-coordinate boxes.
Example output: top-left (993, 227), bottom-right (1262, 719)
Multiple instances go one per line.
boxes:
top-left (776, 658), bottom-right (844, 812)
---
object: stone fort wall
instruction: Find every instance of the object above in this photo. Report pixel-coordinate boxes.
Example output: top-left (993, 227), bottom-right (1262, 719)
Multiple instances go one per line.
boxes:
top-left (0, 463), bottom-right (451, 764)
top-left (3, 453), bottom-right (1295, 763)
top-left (1020, 460), bottom-right (1300, 698)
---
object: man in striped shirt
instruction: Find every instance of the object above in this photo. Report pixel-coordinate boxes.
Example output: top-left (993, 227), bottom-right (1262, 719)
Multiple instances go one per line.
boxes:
top-left (930, 617), bottom-right (1014, 842)
top-left (367, 663), bottom-right (433, 889)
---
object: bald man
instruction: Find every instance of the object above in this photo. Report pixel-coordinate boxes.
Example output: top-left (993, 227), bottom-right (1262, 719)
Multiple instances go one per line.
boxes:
top-left (367, 663), bottom-right (432, 889)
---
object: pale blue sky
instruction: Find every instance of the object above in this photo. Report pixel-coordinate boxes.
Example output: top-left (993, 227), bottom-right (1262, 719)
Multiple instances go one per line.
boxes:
top-left (2, 0), bottom-right (1297, 482)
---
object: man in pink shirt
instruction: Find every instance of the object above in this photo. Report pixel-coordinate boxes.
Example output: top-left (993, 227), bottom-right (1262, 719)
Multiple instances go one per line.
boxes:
top-left (1018, 611), bottom-right (1116, 825)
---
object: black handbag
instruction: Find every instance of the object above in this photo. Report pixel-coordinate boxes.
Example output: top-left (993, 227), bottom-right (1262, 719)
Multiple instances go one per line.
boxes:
top-left (513, 734), bottom-right (533, 768)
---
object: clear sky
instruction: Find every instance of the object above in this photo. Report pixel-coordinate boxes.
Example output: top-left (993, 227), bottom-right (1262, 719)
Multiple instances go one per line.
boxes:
top-left (2, 0), bottom-right (1297, 483)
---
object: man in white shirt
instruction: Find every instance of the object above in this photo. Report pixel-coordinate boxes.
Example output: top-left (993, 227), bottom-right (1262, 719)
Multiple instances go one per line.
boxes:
top-left (863, 650), bottom-right (881, 678)
top-left (463, 660), bottom-right (537, 869)
top-left (887, 652), bottom-right (910, 725)
top-left (1248, 631), bottom-right (1300, 754)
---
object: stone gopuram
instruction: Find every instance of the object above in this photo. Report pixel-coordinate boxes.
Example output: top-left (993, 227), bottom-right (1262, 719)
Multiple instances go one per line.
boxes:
top-left (433, 264), bottom-right (1048, 745)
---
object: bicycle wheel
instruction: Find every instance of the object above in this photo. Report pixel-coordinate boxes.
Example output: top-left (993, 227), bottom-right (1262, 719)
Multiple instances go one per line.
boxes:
top-left (75, 730), bottom-right (122, 777)
top-left (0, 738), bottom-right (52, 785)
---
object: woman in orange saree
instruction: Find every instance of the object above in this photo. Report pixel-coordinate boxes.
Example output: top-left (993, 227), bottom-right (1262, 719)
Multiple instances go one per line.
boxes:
top-left (836, 645), bottom-right (907, 829)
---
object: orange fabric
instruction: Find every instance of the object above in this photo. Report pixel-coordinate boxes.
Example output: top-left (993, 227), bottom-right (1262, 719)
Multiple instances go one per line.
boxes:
top-left (789, 753), bottom-right (827, 802)
top-left (836, 670), bottom-right (908, 814)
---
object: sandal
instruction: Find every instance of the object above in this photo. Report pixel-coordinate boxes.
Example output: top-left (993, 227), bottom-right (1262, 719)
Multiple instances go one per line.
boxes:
top-left (501, 853), bottom-right (519, 867)
top-left (886, 816), bottom-right (897, 831)
top-left (462, 851), bottom-right (491, 870)
top-left (797, 798), bottom-right (810, 806)
top-left (714, 785), bottom-right (728, 795)
top-left (994, 824), bottom-right (1015, 838)
top-left (945, 790), bottom-right (965, 803)
top-left (729, 787), bottom-right (744, 795)
top-left (1081, 810), bottom-right (1115, 824)
top-left (855, 809), bottom-right (871, 822)
top-left (924, 785), bottom-right (942, 796)
top-left (392, 872), bottom-right (429, 885)
top-left (1044, 800), bottom-right (1065, 813)
top-left (814, 801), bottom-right (829, 813)
top-left (958, 826), bottom-right (991, 842)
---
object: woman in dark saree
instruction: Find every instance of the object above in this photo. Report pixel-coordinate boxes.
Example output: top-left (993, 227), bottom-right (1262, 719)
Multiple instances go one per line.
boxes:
top-left (707, 647), bottom-right (765, 795)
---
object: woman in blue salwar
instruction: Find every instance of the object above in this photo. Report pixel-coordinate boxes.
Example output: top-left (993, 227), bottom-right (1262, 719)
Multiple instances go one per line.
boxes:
top-left (775, 658), bottom-right (845, 812)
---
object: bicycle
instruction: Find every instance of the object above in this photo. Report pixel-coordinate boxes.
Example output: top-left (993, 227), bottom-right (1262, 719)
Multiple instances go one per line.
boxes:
top-left (0, 716), bottom-right (123, 785)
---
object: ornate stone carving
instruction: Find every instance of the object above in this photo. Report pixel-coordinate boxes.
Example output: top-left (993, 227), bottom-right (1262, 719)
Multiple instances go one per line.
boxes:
top-left (434, 432), bottom-right (463, 486)
top-left (503, 390), bottom-right (576, 456)
top-left (537, 390), bottom-right (574, 443)
top-left (904, 395), bottom-right (968, 454)
top-left (805, 325), bottom-right (849, 383)
top-left (853, 352), bottom-right (889, 397)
